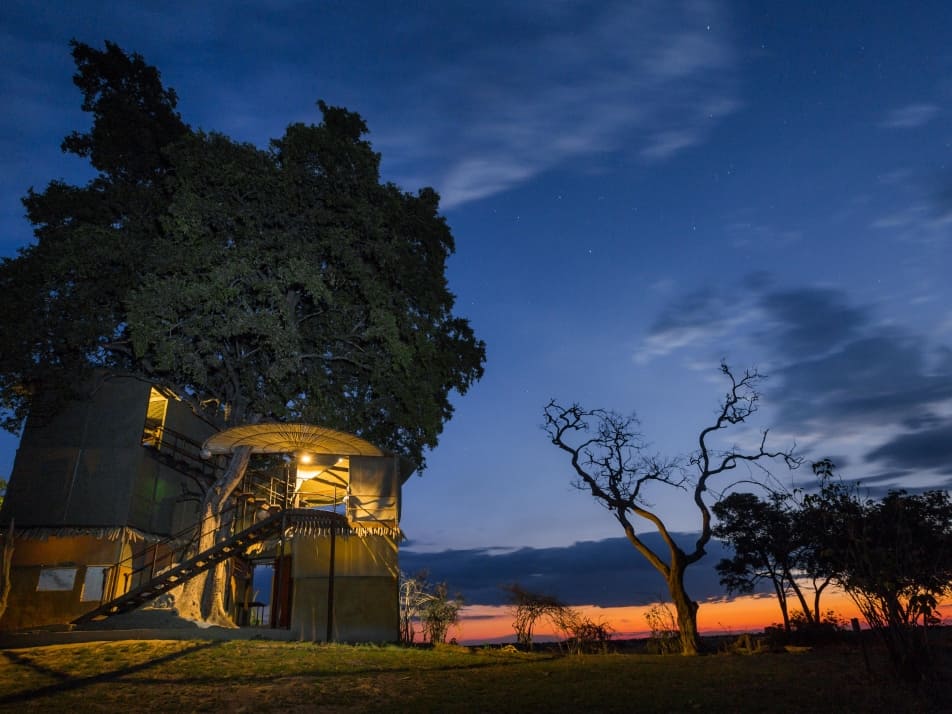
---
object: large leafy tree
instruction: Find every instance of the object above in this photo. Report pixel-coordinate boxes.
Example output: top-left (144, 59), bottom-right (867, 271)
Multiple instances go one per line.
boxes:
top-left (0, 41), bottom-right (485, 624)
top-left (544, 364), bottom-right (799, 655)
top-left (129, 115), bottom-right (481, 461)
top-left (0, 40), bottom-right (189, 430)
top-left (712, 491), bottom-right (831, 633)
top-left (800, 465), bottom-right (952, 681)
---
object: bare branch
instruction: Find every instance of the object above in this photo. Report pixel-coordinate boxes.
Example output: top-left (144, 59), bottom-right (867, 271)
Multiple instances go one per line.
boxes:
top-left (543, 362), bottom-right (800, 655)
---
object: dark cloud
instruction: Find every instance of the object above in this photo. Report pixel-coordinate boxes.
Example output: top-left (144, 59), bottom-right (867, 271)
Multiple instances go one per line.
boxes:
top-left (830, 471), bottom-right (919, 500)
top-left (900, 412), bottom-right (948, 431)
top-left (757, 288), bottom-right (952, 421)
top-left (640, 280), bottom-right (952, 489)
top-left (401, 534), bottom-right (735, 607)
top-left (759, 288), bottom-right (868, 359)
top-left (865, 420), bottom-right (952, 475)
top-left (772, 334), bottom-right (952, 427)
top-left (758, 289), bottom-right (952, 485)
top-left (649, 288), bottom-right (727, 333)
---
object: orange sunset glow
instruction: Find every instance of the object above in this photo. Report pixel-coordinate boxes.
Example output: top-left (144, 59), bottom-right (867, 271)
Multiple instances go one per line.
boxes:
top-left (450, 590), bottom-right (951, 645)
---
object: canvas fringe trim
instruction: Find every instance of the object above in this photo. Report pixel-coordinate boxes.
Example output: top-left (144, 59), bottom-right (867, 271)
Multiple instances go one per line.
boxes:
top-left (282, 509), bottom-right (401, 538)
top-left (5, 518), bottom-right (402, 544)
top-left (288, 522), bottom-right (402, 538)
top-left (3, 526), bottom-right (160, 544)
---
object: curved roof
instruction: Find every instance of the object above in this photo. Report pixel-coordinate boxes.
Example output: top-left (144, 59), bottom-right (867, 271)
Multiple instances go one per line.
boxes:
top-left (202, 423), bottom-right (384, 457)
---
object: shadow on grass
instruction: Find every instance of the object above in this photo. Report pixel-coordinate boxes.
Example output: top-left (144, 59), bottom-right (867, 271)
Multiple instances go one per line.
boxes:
top-left (0, 641), bottom-right (221, 706)
top-left (0, 642), bottom-right (556, 702)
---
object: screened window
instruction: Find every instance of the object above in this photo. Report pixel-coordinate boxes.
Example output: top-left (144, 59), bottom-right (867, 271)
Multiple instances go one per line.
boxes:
top-left (36, 567), bottom-right (77, 592)
top-left (81, 565), bottom-right (109, 602)
top-left (141, 387), bottom-right (169, 447)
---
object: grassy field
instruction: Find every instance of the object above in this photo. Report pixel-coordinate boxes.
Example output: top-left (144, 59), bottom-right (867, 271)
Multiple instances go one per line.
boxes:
top-left (0, 638), bottom-right (949, 713)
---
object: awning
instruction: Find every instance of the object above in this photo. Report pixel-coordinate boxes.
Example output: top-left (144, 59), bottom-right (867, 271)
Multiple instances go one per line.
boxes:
top-left (201, 423), bottom-right (384, 458)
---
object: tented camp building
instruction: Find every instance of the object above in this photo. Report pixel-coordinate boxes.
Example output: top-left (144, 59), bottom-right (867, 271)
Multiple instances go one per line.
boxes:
top-left (0, 375), bottom-right (414, 641)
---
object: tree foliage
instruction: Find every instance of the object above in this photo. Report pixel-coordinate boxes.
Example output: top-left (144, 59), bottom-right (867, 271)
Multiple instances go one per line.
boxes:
top-left (552, 609), bottom-right (613, 655)
top-left (1, 41), bottom-right (485, 471)
top-left (800, 462), bottom-right (952, 680)
top-left (643, 601), bottom-right (681, 655)
top-left (420, 581), bottom-right (464, 645)
top-left (1, 41), bottom-right (485, 626)
top-left (544, 363), bottom-right (799, 655)
top-left (1, 41), bottom-right (189, 431)
top-left (503, 583), bottom-right (611, 653)
top-left (503, 583), bottom-right (567, 649)
top-left (712, 490), bottom-right (831, 633)
top-left (399, 571), bottom-right (464, 645)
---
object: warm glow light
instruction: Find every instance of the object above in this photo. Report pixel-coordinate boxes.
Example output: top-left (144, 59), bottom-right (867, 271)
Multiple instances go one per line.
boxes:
top-left (298, 452), bottom-right (313, 464)
top-left (450, 590), bottom-right (952, 645)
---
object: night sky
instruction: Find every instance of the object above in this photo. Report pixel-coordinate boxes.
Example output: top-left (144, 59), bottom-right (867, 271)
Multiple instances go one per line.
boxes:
top-left (2, 1), bottom-right (951, 621)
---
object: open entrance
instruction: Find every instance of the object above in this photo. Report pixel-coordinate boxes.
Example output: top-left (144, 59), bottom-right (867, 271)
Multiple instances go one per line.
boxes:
top-left (233, 557), bottom-right (292, 628)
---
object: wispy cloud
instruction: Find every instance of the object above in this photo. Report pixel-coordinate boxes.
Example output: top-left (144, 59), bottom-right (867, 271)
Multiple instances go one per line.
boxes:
top-left (374, 0), bottom-right (739, 207)
top-left (870, 201), bottom-right (952, 246)
top-left (633, 287), bottom-right (761, 363)
top-left (879, 102), bottom-right (939, 129)
top-left (0, 0), bottom-right (739, 222)
top-left (635, 281), bottom-right (952, 490)
top-left (640, 129), bottom-right (701, 160)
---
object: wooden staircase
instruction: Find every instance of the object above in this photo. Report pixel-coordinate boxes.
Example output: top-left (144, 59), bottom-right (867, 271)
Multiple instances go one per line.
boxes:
top-left (72, 510), bottom-right (289, 625)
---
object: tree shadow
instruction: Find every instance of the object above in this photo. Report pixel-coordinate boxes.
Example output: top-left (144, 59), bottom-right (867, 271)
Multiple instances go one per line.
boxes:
top-left (0, 640), bottom-right (221, 706)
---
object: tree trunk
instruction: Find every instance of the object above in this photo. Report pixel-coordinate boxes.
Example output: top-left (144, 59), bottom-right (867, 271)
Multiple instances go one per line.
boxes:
top-left (788, 575), bottom-right (814, 624)
top-left (203, 504), bottom-right (237, 625)
top-left (174, 446), bottom-right (252, 625)
top-left (668, 565), bottom-right (701, 655)
top-left (772, 577), bottom-right (791, 632)
top-left (0, 520), bottom-right (13, 623)
top-left (811, 580), bottom-right (830, 623)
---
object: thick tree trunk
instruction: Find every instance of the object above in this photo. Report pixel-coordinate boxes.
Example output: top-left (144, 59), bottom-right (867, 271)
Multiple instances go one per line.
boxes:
top-left (174, 446), bottom-right (252, 625)
top-left (203, 505), bottom-right (237, 625)
top-left (668, 566), bottom-right (701, 655)
top-left (0, 520), bottom-right (13, 623)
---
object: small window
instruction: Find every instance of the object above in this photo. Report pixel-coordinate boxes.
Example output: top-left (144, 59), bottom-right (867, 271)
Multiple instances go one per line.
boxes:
top-left (81, 565), bottom-right (109, 602)
top-left (37, 567), bottom-right (77, 592)
top-left (142, 387), bottom-right (169, 447)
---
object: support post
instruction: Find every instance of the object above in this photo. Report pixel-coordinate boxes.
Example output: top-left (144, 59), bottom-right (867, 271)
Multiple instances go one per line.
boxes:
top-left (326, 521), bottom-right (336, 642)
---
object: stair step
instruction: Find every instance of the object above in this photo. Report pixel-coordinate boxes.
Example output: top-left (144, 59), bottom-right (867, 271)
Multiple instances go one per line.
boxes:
top-left (72, 510), bottom-right (291, 625)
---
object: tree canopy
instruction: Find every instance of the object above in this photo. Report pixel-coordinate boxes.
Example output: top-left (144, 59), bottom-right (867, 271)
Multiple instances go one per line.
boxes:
top-left (798, 464), bottom-right (952, 680)
top-left (0, 40), bottom-right (485, 470)
top-left (712, 490), bottom-right (831, 633)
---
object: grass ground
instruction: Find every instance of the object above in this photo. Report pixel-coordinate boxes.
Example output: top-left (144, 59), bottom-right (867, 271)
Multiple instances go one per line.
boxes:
top-left (0, 638), bottom-right (949, 713)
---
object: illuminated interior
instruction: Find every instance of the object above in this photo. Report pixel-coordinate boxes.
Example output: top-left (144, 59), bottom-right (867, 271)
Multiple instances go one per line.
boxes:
top-left (202, 424), bottom-right (390, 513)
top-left (140, 387), bottom-right (168, 447)
top-left (294, 455), bottom-right (350, 509)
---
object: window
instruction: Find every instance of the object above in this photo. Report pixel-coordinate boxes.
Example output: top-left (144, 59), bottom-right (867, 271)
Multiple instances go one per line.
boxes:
top-left (81, 565), bottom-right (110, 602)
top-left (141, 387), bottom-right (169, 447)
top-left (36, 567), bottom-right (77, 592)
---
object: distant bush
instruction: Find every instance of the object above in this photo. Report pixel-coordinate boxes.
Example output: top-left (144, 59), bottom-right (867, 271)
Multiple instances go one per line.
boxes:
top-left (644, 603), bottom-right (680, 655)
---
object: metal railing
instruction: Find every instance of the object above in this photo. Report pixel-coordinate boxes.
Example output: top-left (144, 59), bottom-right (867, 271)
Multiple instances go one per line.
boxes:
top-left (103, 500), bottom-right (245, 601)
top-left (74, 508), bottom-right (298, 624)
top-left (141, 424), bottom-right (221, 482)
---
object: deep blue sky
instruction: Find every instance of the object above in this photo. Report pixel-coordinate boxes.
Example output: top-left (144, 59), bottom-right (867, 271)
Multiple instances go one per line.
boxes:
top-left (2, 1), bottom-right (951, 607)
